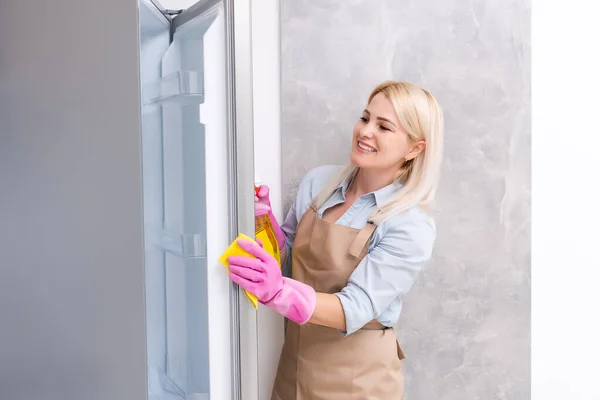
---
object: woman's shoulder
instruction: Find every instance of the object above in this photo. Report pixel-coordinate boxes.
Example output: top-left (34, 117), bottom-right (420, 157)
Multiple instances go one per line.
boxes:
top-left (290, 165), bottom-right (344, 216)
top-left (301, 164), bottom-right (344, 183)
top-left (370, 206), bottom-right (437, 260)
top-left (379, 205), bottom-right (437, 241)
top-left (297, 164), bottom-right (344, 196)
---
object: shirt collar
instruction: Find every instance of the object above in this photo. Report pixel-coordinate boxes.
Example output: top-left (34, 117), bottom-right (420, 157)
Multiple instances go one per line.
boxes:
top-left (336, 171), bottom-right (402, 205)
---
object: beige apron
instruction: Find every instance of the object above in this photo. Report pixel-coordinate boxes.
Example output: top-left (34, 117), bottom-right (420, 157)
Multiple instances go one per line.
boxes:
top-left (271, 205), bottom-right (406, 400)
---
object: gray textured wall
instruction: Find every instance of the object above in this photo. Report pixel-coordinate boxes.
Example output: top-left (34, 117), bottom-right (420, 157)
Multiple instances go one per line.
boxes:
top-left (280, 1), bottom-right (530, 399)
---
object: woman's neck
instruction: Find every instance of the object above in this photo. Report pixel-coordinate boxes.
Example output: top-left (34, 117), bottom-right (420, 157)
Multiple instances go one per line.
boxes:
top-left (348, 168), bottom-right (395, 198)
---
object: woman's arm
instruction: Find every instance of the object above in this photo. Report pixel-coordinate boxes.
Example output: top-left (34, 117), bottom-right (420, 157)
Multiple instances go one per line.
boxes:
top-left (308, 293), bottom-right (347, 331)
top-left (333, 214), bottom-right (436, 335)
top-left (227, 241), bottom-right (347, 329)
top-left (227, 212), bottom-right (436, 332)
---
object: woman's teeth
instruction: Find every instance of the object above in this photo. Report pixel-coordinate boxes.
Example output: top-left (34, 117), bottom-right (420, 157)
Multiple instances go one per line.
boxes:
top-left (358, 142), bottom-right (376, 152)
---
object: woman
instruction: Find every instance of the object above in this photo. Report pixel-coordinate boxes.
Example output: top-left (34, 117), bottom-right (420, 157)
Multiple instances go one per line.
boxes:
top-left (227, 81), bottom-right (443, 399)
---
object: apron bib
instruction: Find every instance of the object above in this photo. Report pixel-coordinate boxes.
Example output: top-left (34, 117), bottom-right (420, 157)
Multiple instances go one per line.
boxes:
top-left (271, 205), bottom-right (406, 400)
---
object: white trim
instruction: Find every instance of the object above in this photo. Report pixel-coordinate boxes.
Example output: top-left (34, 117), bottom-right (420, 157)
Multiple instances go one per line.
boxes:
top-left (250, 1), bottom-right (285, 399)
top-left (202, 7), bottom-right (233, 400)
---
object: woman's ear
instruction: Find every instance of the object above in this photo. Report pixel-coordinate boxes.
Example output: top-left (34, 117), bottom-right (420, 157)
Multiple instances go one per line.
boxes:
top-left (405, 140), bottom-right (426, 161)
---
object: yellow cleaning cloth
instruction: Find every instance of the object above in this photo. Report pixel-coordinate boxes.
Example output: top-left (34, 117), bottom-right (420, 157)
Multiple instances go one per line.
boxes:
top-left (218, 232), bottom-right (282, 309)
top-left (218, 234), bottom-right (261, 308)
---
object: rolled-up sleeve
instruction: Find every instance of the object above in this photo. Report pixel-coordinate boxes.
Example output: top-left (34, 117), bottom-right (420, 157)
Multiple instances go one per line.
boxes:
top-left (334, 214), bottom-right (436, 335)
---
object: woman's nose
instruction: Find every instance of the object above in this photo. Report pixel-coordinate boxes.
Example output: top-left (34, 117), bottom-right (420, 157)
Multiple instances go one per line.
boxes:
top-left (360, 123), bottom-right (376, 138)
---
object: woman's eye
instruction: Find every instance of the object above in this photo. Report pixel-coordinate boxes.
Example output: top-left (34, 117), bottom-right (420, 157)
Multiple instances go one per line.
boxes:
top-left (379, 125), bottom-right (391, 131)
top-left (360, 117), bottom-right (368, 123)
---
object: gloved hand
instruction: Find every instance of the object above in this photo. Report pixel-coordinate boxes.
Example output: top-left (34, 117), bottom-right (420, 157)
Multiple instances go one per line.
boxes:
top-left (227, 238), bottom-right (316, 325)
top-left (255, 184), bottom-right (286, 252)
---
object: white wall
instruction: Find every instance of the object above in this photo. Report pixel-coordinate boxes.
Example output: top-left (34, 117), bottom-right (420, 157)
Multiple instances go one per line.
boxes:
top-left (249, 2), bottom-right (285, 399)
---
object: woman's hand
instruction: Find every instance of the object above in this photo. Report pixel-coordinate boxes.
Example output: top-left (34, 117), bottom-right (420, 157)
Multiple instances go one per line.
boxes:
top-left (254, 184), bottom-right (272, 217)
top-left (255, 185), bottom-right (271, 217)
top-left (227, 239), bottom-right (316, 325)
top-left (255, 184), bottom-right (272, 206)
top-left (227, 238), bottom-right (284, 304)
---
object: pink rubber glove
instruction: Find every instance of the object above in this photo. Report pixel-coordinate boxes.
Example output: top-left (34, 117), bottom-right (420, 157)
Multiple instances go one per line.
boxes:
top-left (255, 185), bottom-right (287, 252)
top-left (227, 238), bottom-right (316, 325)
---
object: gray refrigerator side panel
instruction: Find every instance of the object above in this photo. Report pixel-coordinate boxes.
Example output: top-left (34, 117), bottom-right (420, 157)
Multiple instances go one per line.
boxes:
top-left (0, 2), bottom-right (148, 400)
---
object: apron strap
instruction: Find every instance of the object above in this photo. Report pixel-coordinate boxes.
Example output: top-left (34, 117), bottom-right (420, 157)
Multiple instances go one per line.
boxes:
top-left (310, 202), bottom-right (375, 258)
top-left (349, 222), bottom-right (376, 258)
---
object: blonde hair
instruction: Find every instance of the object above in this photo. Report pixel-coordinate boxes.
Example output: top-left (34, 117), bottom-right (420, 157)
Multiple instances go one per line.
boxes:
top-left (313, 81), bottom-right (444, 225)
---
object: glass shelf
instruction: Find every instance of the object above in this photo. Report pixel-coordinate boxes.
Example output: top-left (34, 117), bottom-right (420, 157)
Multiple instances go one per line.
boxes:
top-left (143, 71), bottom-right (204, 106)
top-left (148, 365), bottom-right (209, 400)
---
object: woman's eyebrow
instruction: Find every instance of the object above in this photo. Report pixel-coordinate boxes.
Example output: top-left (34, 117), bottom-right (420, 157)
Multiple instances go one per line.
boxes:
top-left (363, 109), bottom-right (397, 128)
top-left (376, 115), bottom-right (397, 128)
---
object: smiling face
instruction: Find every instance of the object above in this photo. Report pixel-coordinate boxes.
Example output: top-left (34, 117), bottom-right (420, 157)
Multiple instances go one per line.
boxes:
top-left (350, 92), bottom-right (425, 177)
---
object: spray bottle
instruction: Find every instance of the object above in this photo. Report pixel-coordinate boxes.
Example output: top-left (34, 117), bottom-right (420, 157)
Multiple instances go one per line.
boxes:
top-left (254, 176), bottom-right (281, 267)
top-left (218, 176), bottom-right (283, 308)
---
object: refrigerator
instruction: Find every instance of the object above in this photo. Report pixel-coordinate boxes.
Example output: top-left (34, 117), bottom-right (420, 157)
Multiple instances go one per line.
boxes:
top-left (0, 0), bottom-right (264, 399)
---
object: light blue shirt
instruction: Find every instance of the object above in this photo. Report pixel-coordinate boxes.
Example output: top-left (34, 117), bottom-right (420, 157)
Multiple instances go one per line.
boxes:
top-left (281, 165), bottom-right (436, 335)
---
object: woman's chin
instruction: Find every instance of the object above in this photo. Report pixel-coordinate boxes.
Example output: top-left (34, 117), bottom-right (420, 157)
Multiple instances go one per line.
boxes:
top-left (350, 152), bottom-right (372, 168)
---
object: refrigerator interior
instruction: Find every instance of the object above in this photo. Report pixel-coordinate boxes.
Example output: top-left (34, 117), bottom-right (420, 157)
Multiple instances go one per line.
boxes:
top-left (138, 1), bottom-right (232, 398)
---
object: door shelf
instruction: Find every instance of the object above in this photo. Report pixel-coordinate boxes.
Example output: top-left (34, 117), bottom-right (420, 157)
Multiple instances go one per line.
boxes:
top-left (156, 228), bottom-right (205, 258)
top-left (149, 366), bottom-right (209, 400)
top-left (143, 70), bottom-right (204, 106)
